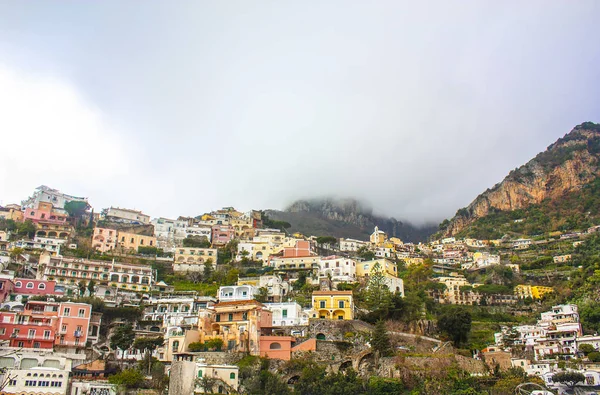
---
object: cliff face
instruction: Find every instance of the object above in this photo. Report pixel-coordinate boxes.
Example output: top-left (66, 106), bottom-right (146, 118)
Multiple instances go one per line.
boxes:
top-left (444, 122), bottom-right (600, 236)
top-left (267, 198), bottom-right (436, 242)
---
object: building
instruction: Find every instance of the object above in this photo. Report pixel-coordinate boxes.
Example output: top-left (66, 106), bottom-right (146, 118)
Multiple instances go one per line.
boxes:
top-left (218, 285), bottom-right (258, 302)
top-left (185, 225), bottom-right (212, 242)
top-left (174, 247), bottom-right (218, 273)
top-left (105, 207), bottom-right (150, 224)
top-left (197, 300), bottom-right (272, 355)
top-left (316, 256), bottom-right (357, 284)
top-left (263, 302), bottom-right (308, 326)
top-left (310, 291), bottom-right (354, 320)
top-left (514, 285), bottom-right (554, 300)
top-left (512, 239), bottom-right (532, 249)
top-left (473, 252), bottom-right (501, 268)
top-left (370, 226), bottom-right (387, 246)
top-left (357, 259), bottom-right (404, 294)
top-left (116, 231), bottom-right (156, 252)
top-left (2, 367), bottom-right (70, 395)
top-left (91, 227), bottom-right (118, 253)
top-left (21, 185), bottom-right (88, 211)
top-left (237, 275), bottom-right (290, 302)
top-left (211, 225), bottom-right (235, 246)
top-left (38, 255), bottom-right (155, 295)
top-left (339, 238), bottom-right (368, 252)
top-left (260, 335), bottom-right (295, 360)
top-left (168, 359), bottom-right (239, 395)
top-left (434, 274), bottom-right (481, 305)
top-left (0, 300), bottom-right (91, 350)
top-left (22, 202), bottom-right (69, 226)
top-left (0, 205), bottom-right (24, 222)
top-left (553, 254), bottom-right (572, 263)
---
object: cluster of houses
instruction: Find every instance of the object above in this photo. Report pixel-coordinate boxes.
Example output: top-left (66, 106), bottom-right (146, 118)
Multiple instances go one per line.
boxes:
top-left (484, 304), bottom-right (600, 393)
top-left (2, 185), bottom-right (600, 394)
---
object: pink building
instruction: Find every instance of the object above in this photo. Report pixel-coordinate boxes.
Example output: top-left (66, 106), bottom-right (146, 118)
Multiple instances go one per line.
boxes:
top-left (0, 278), bottom-right (15, 303)
top-left (12, 278), bottom-right (62, 296)
top-left (283, 240), bottom-right (311, 258)
top-left (211, 225), bottom-right (235, 246)
top-left (92, 227), bottom-right (118, 252)
top-left (22, 201), bottom-right (68, 225)
top-left (259, 335), bottom-right (295, 360)
top-left (0, 300), bottom-right (91, 350)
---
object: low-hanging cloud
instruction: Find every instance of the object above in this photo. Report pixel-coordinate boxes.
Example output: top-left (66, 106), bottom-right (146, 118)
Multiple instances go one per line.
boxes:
top-left (0, 1), bottom-right (599, 225)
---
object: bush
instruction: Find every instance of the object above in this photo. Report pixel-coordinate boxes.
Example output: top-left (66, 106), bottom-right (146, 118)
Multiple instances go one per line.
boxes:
top-left (588, 352), bottom-right (600, 362)
top-left (108, 369), bottom-right (145, 389)
top-left (579, 343), bottom-right (595, 356)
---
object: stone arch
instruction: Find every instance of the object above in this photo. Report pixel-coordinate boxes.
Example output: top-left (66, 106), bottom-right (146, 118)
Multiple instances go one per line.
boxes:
top-left (121, 275), bottom-right (129, 283)
top-left (48, 231), bottom-right (57, 237)
top-left (131, 275), bottom-right (140, 284)
top-left (110, 274), bottom-right (119, 282)
top-left (59, 232), bottom-right (68, 238)
top-left (353, 350), bottom-right (374, 371)
top-left (287, 375), bottom-right (300, 384)
top-left (316, 333), bottom-right (326, 340)
top-left (339, 360), bottom-right (352, 372)
top-left (37, 231), bottom-right (47, 237)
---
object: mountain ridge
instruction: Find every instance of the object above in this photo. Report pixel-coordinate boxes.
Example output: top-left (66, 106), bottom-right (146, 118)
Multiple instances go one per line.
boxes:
top-left (265, 197), bottom-right (437, 243)
top-left (441, 122), bottom-right (600, 237)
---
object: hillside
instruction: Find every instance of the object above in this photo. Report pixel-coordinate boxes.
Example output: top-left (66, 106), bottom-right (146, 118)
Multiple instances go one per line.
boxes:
top-left (266, 198), bottom-right (436, 243)
top-left (441, 122), bottom-right (600, 238)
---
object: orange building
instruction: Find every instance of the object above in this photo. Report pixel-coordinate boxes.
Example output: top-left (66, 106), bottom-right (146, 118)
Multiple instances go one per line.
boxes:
top-left (259, 335), bottom-right (295, 360)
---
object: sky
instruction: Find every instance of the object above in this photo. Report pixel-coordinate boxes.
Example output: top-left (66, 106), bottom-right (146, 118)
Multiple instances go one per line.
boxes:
top-left (0, 1), bottom-right (599, 225)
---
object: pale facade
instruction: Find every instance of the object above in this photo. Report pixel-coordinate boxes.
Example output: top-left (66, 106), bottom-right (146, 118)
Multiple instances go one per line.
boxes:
top-left (92, 227), bottom-right (118, 252)
top-left (106, 207), bottom-right (150, 224)
top-left (316, 256), bottom-right (357, 283)
top-left (339, 238), bottom-right (368, 252)
top-left (263, 302), bottom-right (308, 326)
top-left (237, 275), bottom-right (290, 302)
top-left (218, 285), bottom-right (257, 302)
top-left (174, 247), bottom-right (218, 273)
top-left (117, 231), bottom-right (156, 252)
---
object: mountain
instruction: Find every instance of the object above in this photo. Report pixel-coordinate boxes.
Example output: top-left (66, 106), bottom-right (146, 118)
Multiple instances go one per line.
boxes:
top-left (265, 198), bottom-right (436, 243)
top-left (441, 122), bottom-right (600, 238)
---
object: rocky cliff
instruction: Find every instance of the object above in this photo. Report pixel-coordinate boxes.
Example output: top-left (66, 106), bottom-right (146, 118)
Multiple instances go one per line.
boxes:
top-left (443, 122), bottom-right (600, 236)
top-left (266, 198), bottom-right (436, 242)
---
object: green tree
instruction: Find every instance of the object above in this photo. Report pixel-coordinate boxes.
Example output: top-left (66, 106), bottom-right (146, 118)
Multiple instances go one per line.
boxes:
top-left (205, 338), bottom-right (224, 351)
top-left (371, 320), bottom-right (392, 357)
top-left (366, 262), bottom-right (392, 312)
top-left (357, 246), bottom-right (375, 260)
top-left (183, 236), bottom-right (211, 248)
top-left (368, 376), bottom-right (404, 394)
top-left (588, 351), bottom-right (600, 362)
top-left (551, 371), bottom-right (585, 389)
top-left (86, 280), bottom-right (96, 296)
top-left (203, 260), bottom-right (214, 279)
top-left (579, 343), bottom-right (595, 356)
top-left (437, 306), bottom-right (472, 347)
top-left (255, 287), bottom-right (268, 303)
top-left (110, 324), bottom-right (135, 365)
top-left (133, 336), bottom-right (164, 374)
top-left (316, 236), bottom-right (337, 246)
top-left (78, 280), bottom-right (87, 297)
top-left (108, 368), bottom-right (145, 389)
top-left (16, 220), bottom-right (36, 239)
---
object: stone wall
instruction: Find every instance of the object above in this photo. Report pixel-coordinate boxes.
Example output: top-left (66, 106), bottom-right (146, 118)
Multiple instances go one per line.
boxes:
top-left (168, 361), bottom-right (196, 395)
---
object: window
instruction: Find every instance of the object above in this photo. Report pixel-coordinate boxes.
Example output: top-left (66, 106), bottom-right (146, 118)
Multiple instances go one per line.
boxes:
top-left (216, 314), bottom-right (220, 322)
top-left (44, 330), bottom-right (51, 339)
top-left (230, 372), bottom-right (236, 379)
top-left (172, 340), bottom-right (179, 352)
top-left (282, 309), bottom-right (288, 318)
top-left (15, 281), bottom-right (22, 288)
top-left (51, 381), bottom-right (62, 387)
top-left (18, 341), bottom-right (24, 348)
top-left (38, 283), bottom-right (46, 290)
top-left (8, 379), bottom-right (16, 386)
top-left (78, 308), bottom-right (85, 317)
top-left (228, 313), bottom-right (233, 321)
top-left (319, 301), bottom-right (325, 308)
top-left (25, 380), bottom-right (36, 386)
top-left (34, 342), bottom-right (41, 348)
top-left (61, 325), bottom-right (67, 332)
top-left (63, 308), bottom-right (70, 316)
top-left (28, 329), bottom-right (36, 338)
top-left (338, 301), bottom-right (344, 308)
top-left (198, 370), bottom-right (203, 378)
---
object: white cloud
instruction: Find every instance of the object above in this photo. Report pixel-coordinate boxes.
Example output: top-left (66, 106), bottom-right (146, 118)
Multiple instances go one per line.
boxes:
top-left (0, 65), bottom-right (132, 207)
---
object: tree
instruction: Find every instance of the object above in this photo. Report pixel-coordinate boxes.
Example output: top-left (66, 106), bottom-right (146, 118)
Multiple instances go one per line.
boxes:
top-left (64, 201), bottom-right (89, 226)
top-left (316, 236), bottom-right (337, 246)
top-left (110, 324), bottom-right (135, 365)
top-left (133, 336), bottom-right (164, 374)
top-left (551, 371), bottom-right (585, 389)
top-left (366, 262), bottom-right (393, 312)
top-left (579, 343), bottom-right (595, 356)
top-left (437, 306), bottom-right (472, 347)
top-left (205, 338), bottom-right (224, 351)
top-left (78, 280), bottom-right (87, 297)
top-left (203, 260), bottom-right (214, 280)
top-left (182, 236), bottom-right (211, 248)
top-left (9, 247), bottom-right (24, 262)
top-left (588, 351), bottom-right (600, 362)
top-left (357, 246), bottom-right (375, 260)
top-left (86, 280), bottom-right (96, 296)
top-left (255, 287), bottom-right (268, 303)
top-left (371, 320), bottom-right (392, 357)
top-left (108, 368), bottom-right (145, 389)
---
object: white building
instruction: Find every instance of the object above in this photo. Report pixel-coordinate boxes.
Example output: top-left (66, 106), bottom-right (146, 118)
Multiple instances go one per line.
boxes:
top-left (339, 238), bottom-right (368, 252)
top-left (218, 285), bottom-right (258, 302)
top-left (237, 275), bottom-right (290, 302)
top-left (269, 256), bottom-right (320, 271)
top-left (316, 256), bottom-right (357, 283)
top-left (186, 225), bottom-right (212, 241)
top-left (105, 207), bottom-right (150, 225)
top-left (71, 381), bottom-right (117, 395)
top-left (21, 185), bottom-right (88, 212)
top-left (2, 368), bottom-right (70, 395)
top-left (263, 302), bottom-right (309, 326)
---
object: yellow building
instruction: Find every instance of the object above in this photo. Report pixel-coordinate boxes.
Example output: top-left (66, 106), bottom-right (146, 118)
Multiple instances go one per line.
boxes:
top-left (174, 247), bottom-right (218, 273)
top-left (311, 291), bottom-right (354, 320)
top-left (514, 284), bottom-right (554, 299)
top-left (357, 259), bottom-right (398, 277)
top-left (117, 231), bottom-right (156, 252)
top-left (388, 237), bottom-right (403, 247)
top-left (370, 226), bottom-right (387, 246)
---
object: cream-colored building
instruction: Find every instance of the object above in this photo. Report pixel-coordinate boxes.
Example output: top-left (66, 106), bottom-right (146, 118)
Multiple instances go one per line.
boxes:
top-left (117, 231), bottom-right (156, 252)
top-left (357, 259), bottom-right (403, 294)
top-left (370, 226), bottom-right (387, 246)
top-left (339, 238), bottom-right (368, 252)
top-left (174, 247), bottom-right (218, 273)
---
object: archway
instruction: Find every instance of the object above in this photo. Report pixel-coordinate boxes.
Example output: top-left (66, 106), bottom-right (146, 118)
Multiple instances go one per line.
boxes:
top-left (316, 333), bottom-right (326, 340)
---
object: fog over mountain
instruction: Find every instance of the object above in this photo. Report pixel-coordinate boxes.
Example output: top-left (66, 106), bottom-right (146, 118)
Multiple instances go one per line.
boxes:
top-left (1, 2), bottom-right (599, 224)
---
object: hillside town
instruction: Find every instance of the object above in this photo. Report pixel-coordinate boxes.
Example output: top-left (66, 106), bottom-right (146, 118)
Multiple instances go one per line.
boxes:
top-left (0, 185), bottom-right (600, 394)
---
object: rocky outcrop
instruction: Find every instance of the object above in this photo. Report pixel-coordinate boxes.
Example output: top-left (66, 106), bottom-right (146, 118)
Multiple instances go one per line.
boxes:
top-left (444, 122), bottom-right (600, 236)
top-left (267, 198), bottom-right (436, 242)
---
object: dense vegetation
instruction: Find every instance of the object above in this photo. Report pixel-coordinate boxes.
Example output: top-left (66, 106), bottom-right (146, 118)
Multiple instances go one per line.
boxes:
top-left (455, 177), bottom-right (600, 239)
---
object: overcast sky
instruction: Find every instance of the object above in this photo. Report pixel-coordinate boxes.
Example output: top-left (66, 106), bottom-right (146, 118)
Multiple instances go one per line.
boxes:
top-left (1, 1), bottom-right (599, 225)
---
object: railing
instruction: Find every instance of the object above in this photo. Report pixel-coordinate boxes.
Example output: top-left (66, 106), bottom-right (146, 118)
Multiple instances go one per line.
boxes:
top-left (10, 334), bottom-right (54, 341)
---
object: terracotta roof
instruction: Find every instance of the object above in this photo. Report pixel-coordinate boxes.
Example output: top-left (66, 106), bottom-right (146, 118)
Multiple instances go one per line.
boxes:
top-left (73, 360), bottom-right (106, 371)
top-left (312, 291), bottom-right (353, 295)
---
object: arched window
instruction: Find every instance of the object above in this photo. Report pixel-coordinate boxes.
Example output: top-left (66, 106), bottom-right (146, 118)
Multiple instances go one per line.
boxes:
top-left (38, 283), bottom-right (46, 290)
top-left (230, 372), bottom-right (236, 379)
top-left (26, 282), bottom-right (34, 289)
top-left (269, 342), bottom-right (281, 350)
top-left (15, 282), bottom-right (22, 288)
